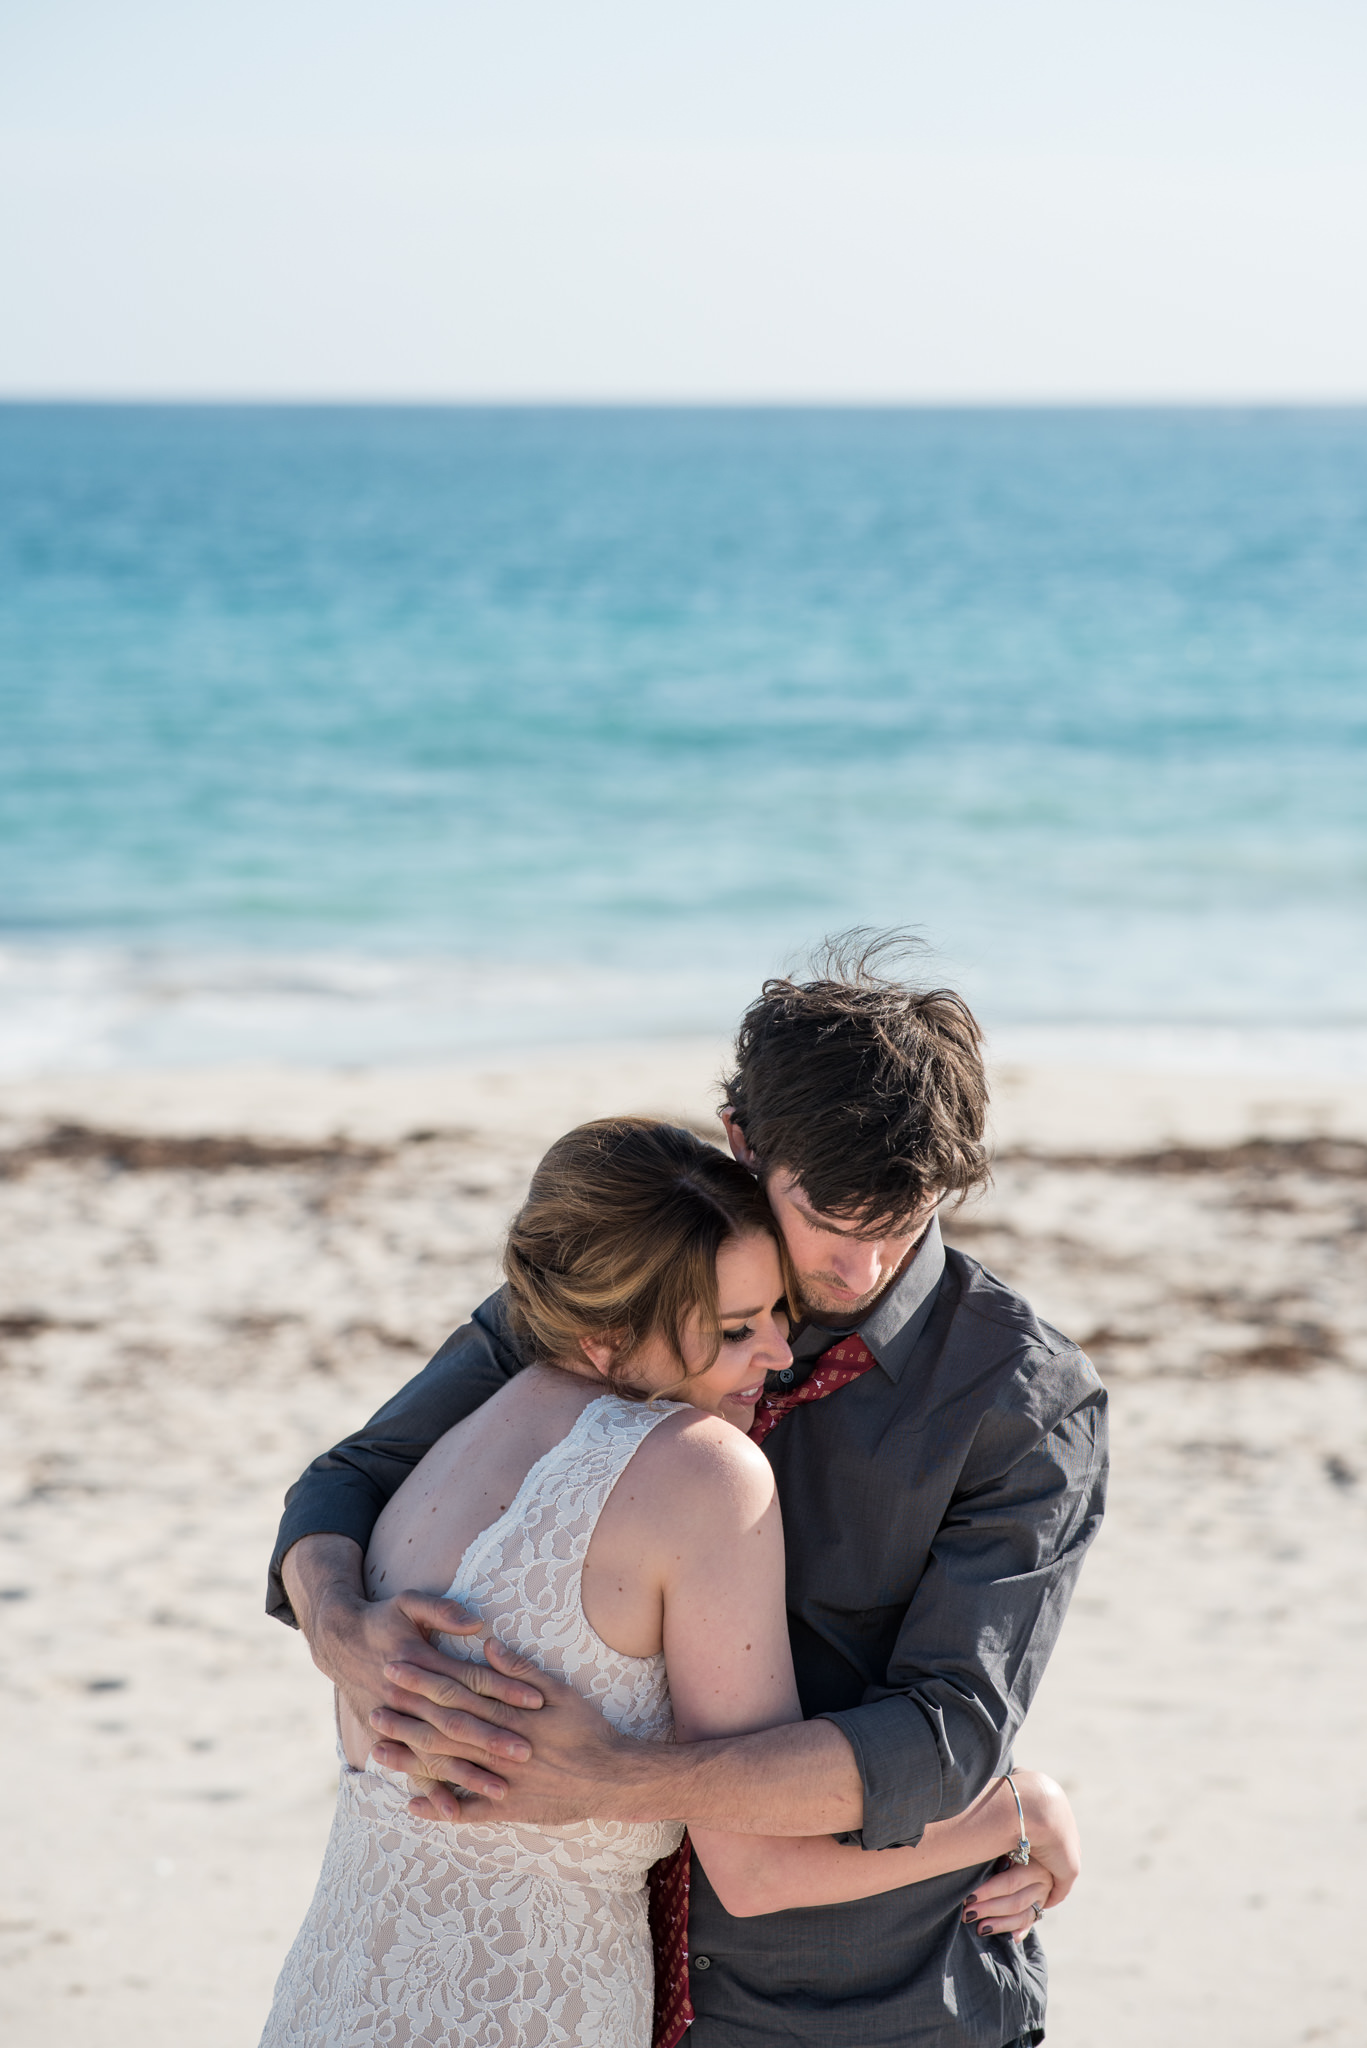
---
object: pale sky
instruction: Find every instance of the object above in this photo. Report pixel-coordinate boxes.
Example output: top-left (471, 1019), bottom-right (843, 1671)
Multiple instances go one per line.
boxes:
top-left (2, 0), bottom-right (1365, 400)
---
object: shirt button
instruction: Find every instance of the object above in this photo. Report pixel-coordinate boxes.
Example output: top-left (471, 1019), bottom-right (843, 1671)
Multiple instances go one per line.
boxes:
top-left (778, 1368), bottom-right (795, 1385)
top-left (692, 1955), bottom-right (711, 1971)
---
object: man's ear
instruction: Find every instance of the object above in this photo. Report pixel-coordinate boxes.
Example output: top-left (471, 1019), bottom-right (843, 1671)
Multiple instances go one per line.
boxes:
top-left (720, 1108), bottom-right (761, 1174)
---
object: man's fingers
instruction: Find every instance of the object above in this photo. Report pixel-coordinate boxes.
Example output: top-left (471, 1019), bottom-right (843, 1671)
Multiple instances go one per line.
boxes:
top-left (369, 1705), bottom-right (448, 1749)
top-left (481, 1636), bottom-right (551, 1698)
top-left (369, 1701), bottom-right (532, 1764)
top-left (369, 1700), bottom-right (531, 1762)
top-left (383, 1656), bottom-right (544, 1716)
top-left (459, 1644), bottom-right (546, 1709)
top-left (396, 1589), bottom-right (484, 1638)
top-left (379, 1671), bottom-right (531, 1746)
top-left (482, 1637), bottom-right (580, 1710)
top-left (366, 1737), bottom-right (423, 1773)
top-left (381, 1663), bottom-right (512, 1719)
top-left (365, 1735), bottom-right (512, 1803)
top-left (407, 1790), bottom-right (455, 1821)
top-left (380, 1753), bottom-right (510, 1802)
top-left (408, 1784), bottom-right (506, 1822)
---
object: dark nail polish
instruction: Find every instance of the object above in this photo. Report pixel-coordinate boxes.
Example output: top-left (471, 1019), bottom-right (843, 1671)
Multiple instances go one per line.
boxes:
top-left (965, 1893), bottom-right (978, 1905)
top-left (964, 1911), bottom-right (977, 1924)
top-left (979, 1924), bottom-right (993, 1936)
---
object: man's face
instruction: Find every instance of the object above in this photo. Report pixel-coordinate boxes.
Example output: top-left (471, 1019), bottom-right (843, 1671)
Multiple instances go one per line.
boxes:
top-left (762, 1165), bottom-right (940, 1321)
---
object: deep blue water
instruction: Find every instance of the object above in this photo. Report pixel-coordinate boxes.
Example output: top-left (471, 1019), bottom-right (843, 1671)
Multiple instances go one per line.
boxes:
top-left (2, 404), bottom-right (1365, 1066)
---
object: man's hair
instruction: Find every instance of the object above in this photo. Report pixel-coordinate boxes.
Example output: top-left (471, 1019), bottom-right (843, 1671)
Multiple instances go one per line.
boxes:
top-left (722, 931), bottom-right (990, 1227)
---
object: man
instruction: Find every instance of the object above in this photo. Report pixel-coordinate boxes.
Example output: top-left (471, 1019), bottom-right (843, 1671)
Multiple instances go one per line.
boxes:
top-left (270, 942), bottom-right (1107, 2048)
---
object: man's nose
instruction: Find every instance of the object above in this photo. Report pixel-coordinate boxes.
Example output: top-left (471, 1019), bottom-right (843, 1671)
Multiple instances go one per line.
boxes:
top-left (831, 1240), bottom-right (881, 1291)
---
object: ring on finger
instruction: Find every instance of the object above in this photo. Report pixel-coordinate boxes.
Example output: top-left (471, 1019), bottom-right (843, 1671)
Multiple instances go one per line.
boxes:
top-left (1030, 1899), bottom-right (1045, 1923)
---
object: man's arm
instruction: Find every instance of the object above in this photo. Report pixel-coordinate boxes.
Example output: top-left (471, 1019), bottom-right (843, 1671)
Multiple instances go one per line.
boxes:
top-left (822, 1372), bottom-right (1109, 1849)
top-left (267, 1287), bottom-right (526, 1624)
top-left (386, 1671), bottom-right (1080, 1918)
top-left (267, 1286), bottom-right (544, 1792)
top-left (383, 1661), bottom-right (866, 1830)
top-left (372, 1357), bottom-right (1108, 1838)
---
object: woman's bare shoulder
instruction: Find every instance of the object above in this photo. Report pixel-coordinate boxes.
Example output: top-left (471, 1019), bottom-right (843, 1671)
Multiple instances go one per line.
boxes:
top-left (382, 1363), bottom-right (594, 1512)
top-left (628, 1406), bottom-right (777, 1515)
top-left (433, 1362), bottom-right (590, 1446)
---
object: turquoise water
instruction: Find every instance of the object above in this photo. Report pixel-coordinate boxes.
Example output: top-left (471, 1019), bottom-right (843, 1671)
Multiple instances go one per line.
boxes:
top-left (2, 405), bottom-right (1366, 1067)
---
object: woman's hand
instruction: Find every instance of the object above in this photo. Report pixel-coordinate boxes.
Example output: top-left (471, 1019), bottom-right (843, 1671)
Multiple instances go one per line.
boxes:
top-left (962, 1770), bottom-right (1081, 1941)
top-left (961, 1859), bottom-right (1054, 1942)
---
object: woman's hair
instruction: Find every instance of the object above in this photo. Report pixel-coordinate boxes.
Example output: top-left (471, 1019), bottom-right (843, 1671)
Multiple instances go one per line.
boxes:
top-left (503, 1116), bottom-right (784, 1395)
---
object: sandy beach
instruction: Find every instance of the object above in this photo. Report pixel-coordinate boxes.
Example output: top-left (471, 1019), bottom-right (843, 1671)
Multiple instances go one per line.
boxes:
top-left (2, 1045), bottom-right (1365, 2048)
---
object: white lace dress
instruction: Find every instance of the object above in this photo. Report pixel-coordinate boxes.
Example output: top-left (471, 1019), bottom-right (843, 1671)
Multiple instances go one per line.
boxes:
top-left (260, 1395), bottom-right (686, 2048)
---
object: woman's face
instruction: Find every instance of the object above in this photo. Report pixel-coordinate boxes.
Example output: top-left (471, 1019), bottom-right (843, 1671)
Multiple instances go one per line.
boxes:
top-left (619, 1230), bottom-right (792, 1429)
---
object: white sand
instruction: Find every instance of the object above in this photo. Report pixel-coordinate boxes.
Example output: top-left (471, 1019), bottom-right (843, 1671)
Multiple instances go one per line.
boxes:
top-left (1, 1048), bottom-right (1364, 2047)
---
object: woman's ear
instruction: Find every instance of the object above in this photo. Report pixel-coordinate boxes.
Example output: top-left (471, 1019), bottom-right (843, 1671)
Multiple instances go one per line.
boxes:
top-left (720, 1108), bottom-right (761, 1175)
top-left (578, 1334), bottom-right (618, 1378)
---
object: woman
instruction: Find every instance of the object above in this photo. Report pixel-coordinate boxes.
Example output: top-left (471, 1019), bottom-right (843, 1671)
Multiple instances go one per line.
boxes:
top-left (261, 1119), bottom-right (1076, 2048)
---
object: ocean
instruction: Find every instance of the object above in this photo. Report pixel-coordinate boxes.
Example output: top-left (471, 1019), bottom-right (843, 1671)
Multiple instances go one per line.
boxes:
top-left (2, 403), bottom-right (1366, 1073)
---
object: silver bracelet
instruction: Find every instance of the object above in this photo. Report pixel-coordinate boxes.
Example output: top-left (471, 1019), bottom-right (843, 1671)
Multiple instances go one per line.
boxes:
top-left (1005, 1771), bottom-right (1030, 1866)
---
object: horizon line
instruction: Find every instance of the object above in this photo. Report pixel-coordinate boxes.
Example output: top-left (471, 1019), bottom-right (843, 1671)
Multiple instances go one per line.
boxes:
top-left (5, 393), bottom-right (1367, 412)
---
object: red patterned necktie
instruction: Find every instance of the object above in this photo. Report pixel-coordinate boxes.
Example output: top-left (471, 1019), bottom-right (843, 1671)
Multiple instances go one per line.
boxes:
top-left (648, 1333), bottom-right (880, 2048)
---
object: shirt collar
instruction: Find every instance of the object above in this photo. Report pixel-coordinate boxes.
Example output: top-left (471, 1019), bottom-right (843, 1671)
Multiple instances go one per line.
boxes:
top-left (788, 1213), bottom-right (947, 1383)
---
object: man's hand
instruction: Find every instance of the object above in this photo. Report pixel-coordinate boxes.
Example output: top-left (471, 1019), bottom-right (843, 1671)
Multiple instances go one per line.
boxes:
top-left (281, 1534), bottom-right (545, 1800)
top-left (372, 1638), bottom-right (649, 1825)
top-left (377, 1637), bottom-right (866, 1837)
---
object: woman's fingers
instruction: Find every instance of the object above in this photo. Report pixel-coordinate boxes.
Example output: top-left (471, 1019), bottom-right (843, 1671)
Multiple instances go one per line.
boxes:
top-left (964, 1896), bottom-right (1041, 1930)
top-left (966, 1863), bottom-right (1054, 1909)
top-left (964, 1883), bottom-right (1048, 1921)
top-left (963, 1870), bottom-right (1052, 1941)
top-left (976, 1910), bottom-right (1038, 1942)
top-left (966, 1902), bottom-right (1045, 1941)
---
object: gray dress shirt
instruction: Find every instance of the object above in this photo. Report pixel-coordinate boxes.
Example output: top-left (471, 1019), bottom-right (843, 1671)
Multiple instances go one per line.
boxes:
top-left (269, 1218), bottom-right (1107, 2048)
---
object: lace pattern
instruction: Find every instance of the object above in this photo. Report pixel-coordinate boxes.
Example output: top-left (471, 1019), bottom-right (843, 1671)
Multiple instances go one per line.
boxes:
top-left (260, 1395), bottom-right (686, 2048)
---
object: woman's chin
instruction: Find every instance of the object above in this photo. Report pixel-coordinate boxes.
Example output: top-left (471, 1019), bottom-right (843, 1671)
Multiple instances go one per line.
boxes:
top-left (720, 1390), bottom-right (762, 1429)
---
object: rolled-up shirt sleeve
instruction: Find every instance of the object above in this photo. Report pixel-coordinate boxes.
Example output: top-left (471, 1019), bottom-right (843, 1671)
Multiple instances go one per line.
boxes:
top-left (266, 1287), bottom-right (526, 1625)
top-left (820, 1376), bottom-right (1108, 1850)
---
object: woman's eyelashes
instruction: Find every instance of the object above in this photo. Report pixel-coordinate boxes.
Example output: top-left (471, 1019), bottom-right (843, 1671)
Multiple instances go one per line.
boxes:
top-left (719, 1299), bottom-right (790, 1344)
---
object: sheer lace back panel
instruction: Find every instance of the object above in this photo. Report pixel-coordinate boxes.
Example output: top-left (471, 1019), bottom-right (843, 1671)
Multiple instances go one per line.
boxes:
top-left (260, 1394), bottom-right (687, 2048)
top-left (439, 1392), bottom-right (682, 1764)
